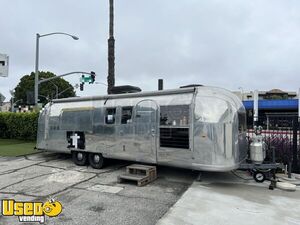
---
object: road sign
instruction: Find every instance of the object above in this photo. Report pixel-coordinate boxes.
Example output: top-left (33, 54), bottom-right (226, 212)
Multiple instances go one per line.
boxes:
top-left (0, 54), bottom-right (9, 77)
top-left (80, 75), bottom-right (92, 83)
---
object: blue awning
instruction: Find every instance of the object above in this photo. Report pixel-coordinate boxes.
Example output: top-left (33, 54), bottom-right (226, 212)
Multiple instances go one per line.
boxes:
top-left (243, 99), bottom-right (298, 110)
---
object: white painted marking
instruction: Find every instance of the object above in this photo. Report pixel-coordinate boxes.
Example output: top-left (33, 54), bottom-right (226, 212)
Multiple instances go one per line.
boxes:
top-left (48, 171), bottom-right (86, 184)
top-left (70, 133), bottom-right (80, 149)
top-left (87, 184), bottom-right (123, 194)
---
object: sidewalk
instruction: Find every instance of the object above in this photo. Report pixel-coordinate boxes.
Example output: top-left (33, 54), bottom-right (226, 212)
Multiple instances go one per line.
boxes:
top-left (157, 172), bottom-right (300, 225)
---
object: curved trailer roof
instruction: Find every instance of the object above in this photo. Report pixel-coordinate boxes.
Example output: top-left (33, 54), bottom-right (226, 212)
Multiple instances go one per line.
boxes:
top-left (53, 87), bottom-right (196, 103)
top-left (52, 86), bottom-right (243, 109)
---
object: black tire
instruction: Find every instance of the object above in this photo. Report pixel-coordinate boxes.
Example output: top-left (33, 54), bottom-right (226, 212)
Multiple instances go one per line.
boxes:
top-left (253, 171), bottom-right (266, 183)
top-left (88, 153), bottom-right (105, 169)
top-left (72, 151), bottom-right (88, 166)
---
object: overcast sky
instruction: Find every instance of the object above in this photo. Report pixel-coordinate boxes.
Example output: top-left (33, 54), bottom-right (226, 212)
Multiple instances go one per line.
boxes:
top-left (0, 0), bottom-right (299, 100)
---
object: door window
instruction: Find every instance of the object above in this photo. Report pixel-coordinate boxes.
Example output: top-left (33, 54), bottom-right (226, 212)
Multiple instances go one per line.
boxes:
top-left (121, 107), bottom-right (133, 124)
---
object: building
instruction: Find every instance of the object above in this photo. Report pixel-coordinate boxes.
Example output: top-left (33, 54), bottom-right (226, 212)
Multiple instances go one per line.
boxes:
top-left (233, 89), bottom-right (297, 101)
top-left (0, 102), bottom-right (11, 112)
top-left (233, 89), bottom-right (299, 129)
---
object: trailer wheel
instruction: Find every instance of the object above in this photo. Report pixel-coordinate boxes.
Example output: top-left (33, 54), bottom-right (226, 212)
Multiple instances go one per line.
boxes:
top-left (88, 153), bottom-right (104, 169)
top-left (72, 151), bottom-right (87, 166)
top-left (253, 171), bottom-right (266, 183)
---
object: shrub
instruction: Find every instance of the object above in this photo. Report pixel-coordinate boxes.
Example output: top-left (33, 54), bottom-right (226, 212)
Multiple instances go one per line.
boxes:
top-left (0, 112), bottom-right (39, 140)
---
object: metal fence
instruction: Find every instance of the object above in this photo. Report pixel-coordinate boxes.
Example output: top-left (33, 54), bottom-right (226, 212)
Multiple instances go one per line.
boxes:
top-left (247, 115), bottom-right (300, 172)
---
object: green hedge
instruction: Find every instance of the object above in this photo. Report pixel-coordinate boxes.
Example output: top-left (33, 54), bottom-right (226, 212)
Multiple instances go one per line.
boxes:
top-left (0, 112), bottom-right (39, 140)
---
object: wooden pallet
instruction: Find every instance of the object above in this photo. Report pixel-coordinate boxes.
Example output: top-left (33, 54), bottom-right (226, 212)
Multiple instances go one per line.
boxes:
top-left (118, 164), bottom-right (157, 187)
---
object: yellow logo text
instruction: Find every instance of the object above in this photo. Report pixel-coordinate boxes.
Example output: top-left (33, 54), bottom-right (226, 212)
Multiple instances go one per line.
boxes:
top-left (1, 199), bottom-right (62, 224)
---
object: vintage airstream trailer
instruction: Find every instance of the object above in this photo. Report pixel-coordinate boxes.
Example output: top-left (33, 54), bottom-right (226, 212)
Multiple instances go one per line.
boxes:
top-left (37, 86), bottom-right (248, 171)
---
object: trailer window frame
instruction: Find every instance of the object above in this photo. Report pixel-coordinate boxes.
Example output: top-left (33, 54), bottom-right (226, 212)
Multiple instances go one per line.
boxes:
top-left (160, 105), bottom-right (190, 126)
top-left (159, 104), bottom-right (190, 150)
top-left (238, 112), bottom-right (247, 133)
top-left (105, 108), bottom-right (117, 125)
top-left (59, 107), bottom-right (94, 131)
top-left (121, 106), bottom-right (133, 124)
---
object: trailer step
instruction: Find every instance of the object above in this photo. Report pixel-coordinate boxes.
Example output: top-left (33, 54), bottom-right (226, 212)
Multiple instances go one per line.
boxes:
top-left (118, 164), bottom-right (157, 187)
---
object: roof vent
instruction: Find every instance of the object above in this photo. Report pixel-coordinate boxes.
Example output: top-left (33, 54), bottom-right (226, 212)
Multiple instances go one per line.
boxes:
top-left (180, 84), bottom-right (203, 88)
top-left (110, 85), bottom-right (142, 94)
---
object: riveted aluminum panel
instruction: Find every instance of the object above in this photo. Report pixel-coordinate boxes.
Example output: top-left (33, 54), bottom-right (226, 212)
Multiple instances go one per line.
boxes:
top-left (37, 86), bottom-right (247, 171)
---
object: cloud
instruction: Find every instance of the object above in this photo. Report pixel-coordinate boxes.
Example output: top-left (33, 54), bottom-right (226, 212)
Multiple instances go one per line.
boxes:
top-left (0, 0), bottom-right (299, 100)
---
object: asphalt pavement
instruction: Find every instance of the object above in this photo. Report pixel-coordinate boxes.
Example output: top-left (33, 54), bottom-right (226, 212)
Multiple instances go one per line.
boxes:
top-left (1, 153), bottom-right (300, 225)
top-left (0, 152), bottom-right (196, 225)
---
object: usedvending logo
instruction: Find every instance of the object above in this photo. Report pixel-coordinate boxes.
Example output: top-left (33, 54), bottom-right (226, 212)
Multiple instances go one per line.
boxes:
top-left (1, 198), bottom-right (62, 223)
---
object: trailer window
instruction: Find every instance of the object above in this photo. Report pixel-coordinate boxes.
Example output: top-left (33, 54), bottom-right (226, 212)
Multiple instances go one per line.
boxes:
top-left (105, 108), bottom-right (116, 124)
top-left (160, 105), bottom-right (190, 149)
top-left (60, 109), bottom-right (93, 131)
top-left (160, 105), bottom-right (189, 126)
top-left (160, 128), bottom-right (189, 149)
top-left (121, 107), bottom-right (133, 124)
top-left (238, 112), bottom-right (247, 133)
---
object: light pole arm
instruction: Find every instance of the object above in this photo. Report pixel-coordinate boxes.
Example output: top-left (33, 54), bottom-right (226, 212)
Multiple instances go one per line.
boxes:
top-left (38, 72), bottom-right (94, 84)
top-left (39, 32), bottom-right (79, 40)
top-left (95, 82), bottom-right (108, 86)
top-left (34, 31), bottom-right (79, 108)
top-left (56, 85), bottom-right (77, 98)
top-left (47, 80), bottom-right (59, 99)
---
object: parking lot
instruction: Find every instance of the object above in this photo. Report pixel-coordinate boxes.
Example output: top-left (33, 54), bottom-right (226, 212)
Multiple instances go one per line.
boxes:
top-left (0, 152), bottom-right (197, 225)
top-left (1, 152), bottom-right (300, 225)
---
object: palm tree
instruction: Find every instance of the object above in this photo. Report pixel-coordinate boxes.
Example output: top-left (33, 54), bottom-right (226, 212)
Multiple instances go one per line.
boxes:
top-left (107, 0), bottom-right (115, 94)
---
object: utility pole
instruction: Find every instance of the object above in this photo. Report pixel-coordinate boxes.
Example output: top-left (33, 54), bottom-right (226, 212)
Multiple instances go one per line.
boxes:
top-left (107, 0), bottom-right (115, 94)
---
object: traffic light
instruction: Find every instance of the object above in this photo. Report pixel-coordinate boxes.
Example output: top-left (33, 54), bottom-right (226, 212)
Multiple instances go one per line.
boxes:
top-left (90, 71), bottom-right (96, 84)
top-left (80, 74), bottom-right (85, 83)
top-left (80, 82), bottom-right (84, 91)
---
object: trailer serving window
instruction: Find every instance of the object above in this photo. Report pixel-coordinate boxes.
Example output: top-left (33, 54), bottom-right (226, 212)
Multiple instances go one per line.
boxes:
top-left (160, 105), bottom-right (190, 149)
top-left (160, 105), bottom-right (189, 126)
top-left (60, 108), bottom-right (93, 131)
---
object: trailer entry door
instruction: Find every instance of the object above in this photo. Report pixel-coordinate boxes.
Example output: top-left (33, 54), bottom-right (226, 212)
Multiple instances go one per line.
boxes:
top-left (134, 100), bottom-right (158, 163)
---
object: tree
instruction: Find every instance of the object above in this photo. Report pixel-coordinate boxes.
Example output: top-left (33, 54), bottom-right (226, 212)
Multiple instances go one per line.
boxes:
top-left (107, 0), bottom-right (115, 94)
top-left (14, 71), bottom-right (76, 106)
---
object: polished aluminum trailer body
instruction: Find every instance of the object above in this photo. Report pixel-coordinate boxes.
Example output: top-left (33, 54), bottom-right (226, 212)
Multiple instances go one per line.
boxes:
top-left (37, 86), bottom-right (247, 171)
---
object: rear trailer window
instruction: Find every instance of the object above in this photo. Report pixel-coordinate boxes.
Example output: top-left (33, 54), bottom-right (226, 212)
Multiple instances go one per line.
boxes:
top-left (238, 112), bottom-right (247, 133)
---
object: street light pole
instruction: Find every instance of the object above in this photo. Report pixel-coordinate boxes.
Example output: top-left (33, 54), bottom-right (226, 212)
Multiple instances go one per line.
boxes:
top-left (34, 32), bottom-right (79, 108)
top-left (10, 89), bottom-right (15, 112)
top-left (34, 33), bottom-right (40, 108)
top-left (12, 99), bottom-right (23, 112)
top-left (238, 87), bottom-right (244, 101)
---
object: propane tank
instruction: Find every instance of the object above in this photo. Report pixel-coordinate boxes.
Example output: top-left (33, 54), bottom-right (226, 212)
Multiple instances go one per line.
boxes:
top-left (250, 126), bottom-right (266, 164)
